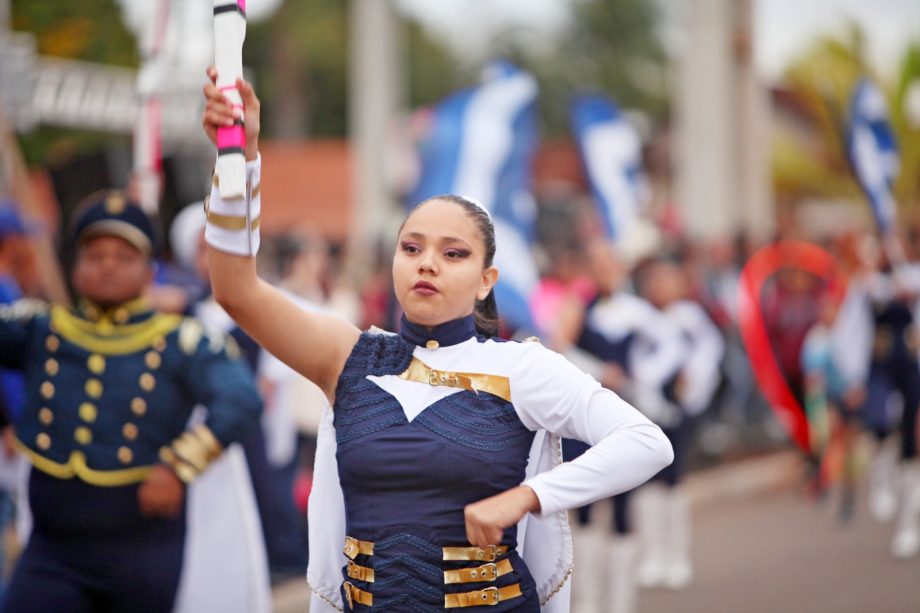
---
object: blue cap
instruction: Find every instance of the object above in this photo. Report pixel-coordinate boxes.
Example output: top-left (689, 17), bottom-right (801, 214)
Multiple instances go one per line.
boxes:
top-left (71, 190), bottom-right (156, 255)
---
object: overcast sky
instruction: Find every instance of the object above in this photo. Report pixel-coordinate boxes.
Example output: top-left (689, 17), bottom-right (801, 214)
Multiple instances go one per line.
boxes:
top-left (397, 0), bottom-right (920, 81)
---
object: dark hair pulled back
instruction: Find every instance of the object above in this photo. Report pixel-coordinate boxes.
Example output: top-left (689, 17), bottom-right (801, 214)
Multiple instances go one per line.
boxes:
top-left (403, 194), bottom-right (500, 337)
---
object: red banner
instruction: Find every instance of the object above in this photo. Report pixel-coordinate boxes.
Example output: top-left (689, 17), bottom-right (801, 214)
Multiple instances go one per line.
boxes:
top-left (738, 241), bottom-right (842, 454)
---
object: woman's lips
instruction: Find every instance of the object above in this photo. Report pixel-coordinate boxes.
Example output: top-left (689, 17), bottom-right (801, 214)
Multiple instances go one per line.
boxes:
top-left (413, 281), bottom-right (438, 295)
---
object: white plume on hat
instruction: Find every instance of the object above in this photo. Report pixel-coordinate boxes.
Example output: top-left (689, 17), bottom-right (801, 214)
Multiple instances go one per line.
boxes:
top-left (169, 202), bottom-right (206, 270)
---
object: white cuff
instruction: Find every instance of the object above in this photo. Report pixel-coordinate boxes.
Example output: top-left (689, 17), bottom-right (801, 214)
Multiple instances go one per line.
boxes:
top-left (204, 154), bottom-right (262, 256)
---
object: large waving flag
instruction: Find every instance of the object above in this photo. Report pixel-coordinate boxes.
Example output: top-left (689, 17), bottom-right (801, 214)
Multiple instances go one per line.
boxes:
top-left (406, 60), bottom-right (539, 332)
top-left (569, 95), bottom-right (647, 242)
top-left (847, 78), bottom-right (900, 233)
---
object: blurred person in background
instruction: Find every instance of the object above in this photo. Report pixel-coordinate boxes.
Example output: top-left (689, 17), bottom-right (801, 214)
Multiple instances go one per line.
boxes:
top-left (635, 256), bottom-right (724, 590)
top-left (552, 239), bottom-right (685, 613)
top-left (169, 203), bottom-right (308, 584)
top-left (760, 265), bottom-right (825, 485)
top-left (694, 234), bottom-right (771, 454)
top-left (529, 240), bottom-right (594, 344)
top-left (0, 202), bottom-right (35, 601)
top-left (0, 193), bottom-right (262, 612)
top-left (861, 235), bottom-right (920, 559)
top-left (800, 283), bottom-right (866, 522)
top-left (275, 231), bottom-right (362, 327)
top-left (264, 230), bottom-right (358, 561)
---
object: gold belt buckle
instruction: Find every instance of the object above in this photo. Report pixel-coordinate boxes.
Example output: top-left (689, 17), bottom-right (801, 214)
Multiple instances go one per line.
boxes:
top-left (343, 581), bottom-right (354, 609)
top-left (473, 562), bottom-right (498, 581)
top-left (479, 586), bottom-right (500, 605)
top-left (347, 560), bottom-right (360, 580)
top-left (477, 545), bottom-right (499, 561)
top-left (344, 537), bottom-right (359, 559)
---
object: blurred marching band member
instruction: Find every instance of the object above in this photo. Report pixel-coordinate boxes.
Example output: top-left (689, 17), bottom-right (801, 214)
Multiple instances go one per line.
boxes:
top-left (636, 257), bottom-right (724, 588)
top-left (0, 193), bottom-right (262, 612)
top-left (551, 239), bottom-right (685, 613)
top-left (862, 241), bottom-right (920, 559)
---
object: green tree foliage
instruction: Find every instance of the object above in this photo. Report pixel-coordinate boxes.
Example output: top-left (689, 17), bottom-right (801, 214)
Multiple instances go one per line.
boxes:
top-left (245, 0), bottom-right (347, 138)
top-left (245, 0), bottom-right (467, 139)
top-left (892, 43), bottom-right (920, 213)
top-left (405, 20), bottom-right (474, 110)
top-left (11, 0), bottom-right (138, 165)
top-left (11, 0), bottom-right (138, 67)
top-left (522, 0), bottom-right (669, 136)
top-left (775, 25), bottom-right (920, 217)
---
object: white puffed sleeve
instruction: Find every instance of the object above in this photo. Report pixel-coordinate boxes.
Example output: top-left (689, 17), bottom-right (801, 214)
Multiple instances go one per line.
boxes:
top-left (511, 343), bottom-right (673, 517)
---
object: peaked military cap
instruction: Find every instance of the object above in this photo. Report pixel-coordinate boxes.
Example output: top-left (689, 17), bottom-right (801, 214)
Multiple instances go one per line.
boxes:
top-left (71, 191), bottom-right (156, 255)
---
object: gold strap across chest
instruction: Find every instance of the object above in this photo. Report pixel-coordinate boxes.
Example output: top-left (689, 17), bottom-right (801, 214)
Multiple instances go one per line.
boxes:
top-left (398, 357), bottom-right (512, 403)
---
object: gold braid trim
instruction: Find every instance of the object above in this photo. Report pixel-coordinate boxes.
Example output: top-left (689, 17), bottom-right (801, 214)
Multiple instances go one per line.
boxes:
top-left (13, 438), bottom-right (152, 486)
top-left (398, 356), bottom-right (512, 402)
top-left (160, 425), bottom-right (223, 484)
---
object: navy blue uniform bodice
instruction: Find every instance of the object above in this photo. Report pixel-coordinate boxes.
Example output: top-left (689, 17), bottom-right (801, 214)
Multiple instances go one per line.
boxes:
top-left (332, 316), bottom-right (539, 611)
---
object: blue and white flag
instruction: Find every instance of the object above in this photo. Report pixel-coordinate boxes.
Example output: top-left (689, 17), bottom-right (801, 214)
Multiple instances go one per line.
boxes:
top-left (847, 77), bottom-right (900, 233)
top-left (569, 95), bottom-right (646, 242)
top-left (406, 60), bottom-right (539, 332)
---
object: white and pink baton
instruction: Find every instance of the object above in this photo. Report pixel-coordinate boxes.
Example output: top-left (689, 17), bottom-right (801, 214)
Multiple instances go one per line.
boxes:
top-left (213, 0), bottom-right (247, 199)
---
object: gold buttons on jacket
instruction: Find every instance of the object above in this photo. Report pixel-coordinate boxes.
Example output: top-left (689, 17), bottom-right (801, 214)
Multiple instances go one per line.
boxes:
top-left (131, 397), bottom-right (147, 416)
top-left (144, 351), bottom-right (161, 370)
top-left (152, 336), bottom-right (167, 352)
top-left (44, 359), bottom-right (59, 376)
top-left (122, 423), bottom-right (138, 441)
top-left (426, 340), bottom-right (440, 350)
top-left (87, 354), bottom-right (106, 374)
top-left (113, 308), bottom-right (129, 324)
top-left (45, 335), bottom-right (59, 352)
top-left (40, 381), bottom-right (55, 399)
top-left (75, 427), bottom-right (92, 445)
top-left (36, 433), bottom-right (51, 450)
top-left (79, 402), bottom-right (97, 423)
top-left (38, 408), bottom-right (53, 425)
top-left (85, 379), bottom-right (103, 399)
top-left (139, 373), bottom-right (156, 392)
top-left (117, 447), bottom-right (133, 464)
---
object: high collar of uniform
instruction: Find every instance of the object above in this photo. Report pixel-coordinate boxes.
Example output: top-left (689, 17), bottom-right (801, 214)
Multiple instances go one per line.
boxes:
top-left (399, 314), bottom-right (476, 349)
top-left (76, 296), bottom-right (154, 325)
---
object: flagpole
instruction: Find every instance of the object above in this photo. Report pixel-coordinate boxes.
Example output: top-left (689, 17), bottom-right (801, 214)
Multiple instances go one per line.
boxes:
top-left (133, 0), bottom-right (171, 215)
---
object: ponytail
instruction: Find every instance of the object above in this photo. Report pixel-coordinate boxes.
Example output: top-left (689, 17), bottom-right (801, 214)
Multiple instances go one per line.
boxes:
top-left (474, 289), bottom-right (500, 338)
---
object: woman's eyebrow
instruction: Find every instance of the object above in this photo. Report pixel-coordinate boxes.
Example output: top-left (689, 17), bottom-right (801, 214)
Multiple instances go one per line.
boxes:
top-left (400, 232), bottom-right (471, 247)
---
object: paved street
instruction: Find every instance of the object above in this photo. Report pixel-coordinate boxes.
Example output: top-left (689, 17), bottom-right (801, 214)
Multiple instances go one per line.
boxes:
top-left (640, 458), bottom-right (920, 613)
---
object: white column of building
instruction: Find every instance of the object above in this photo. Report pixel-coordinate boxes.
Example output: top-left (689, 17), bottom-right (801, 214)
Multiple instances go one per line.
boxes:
top-left (348, 0), bottom-right (402, 278)
top-left (675, 0), bottom-right (772, 243)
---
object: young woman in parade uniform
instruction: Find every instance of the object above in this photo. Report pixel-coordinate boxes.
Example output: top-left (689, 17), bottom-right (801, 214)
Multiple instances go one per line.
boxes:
top-left (202, 72), bottom-right (673, 612)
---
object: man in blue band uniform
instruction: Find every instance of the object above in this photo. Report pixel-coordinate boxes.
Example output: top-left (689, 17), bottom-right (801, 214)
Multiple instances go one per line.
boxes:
top-left (0, 191), bottom-right (262, 613)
